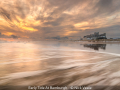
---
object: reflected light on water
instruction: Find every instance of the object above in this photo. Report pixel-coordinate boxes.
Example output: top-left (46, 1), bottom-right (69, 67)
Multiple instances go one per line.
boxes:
top-left (0, 41), bottom-right (120, 90)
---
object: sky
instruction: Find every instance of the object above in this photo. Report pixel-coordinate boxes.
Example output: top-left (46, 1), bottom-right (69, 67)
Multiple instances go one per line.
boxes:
top-left (0, 0), bottom-right (120, 40)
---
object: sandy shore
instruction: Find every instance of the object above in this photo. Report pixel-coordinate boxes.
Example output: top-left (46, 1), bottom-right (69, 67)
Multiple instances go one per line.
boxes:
top-left (0, 50), bottom-right (120, 90)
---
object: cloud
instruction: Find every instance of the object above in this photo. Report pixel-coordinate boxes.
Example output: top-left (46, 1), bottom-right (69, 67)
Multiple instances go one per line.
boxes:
top-left (93, 0), bottom-right (120, 16)
top-left (0, 8), bottom-right (12, 21)
top-left (11, 35), bottom-right (18, 38)
top-left (0, 0), bottom-right (120, 40)
top-left (0, 32), bottom-right (18, 39)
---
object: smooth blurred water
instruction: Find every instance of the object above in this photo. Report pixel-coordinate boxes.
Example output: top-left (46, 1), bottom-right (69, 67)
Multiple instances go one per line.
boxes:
top-left (0, 41), bottom-right (120, 90)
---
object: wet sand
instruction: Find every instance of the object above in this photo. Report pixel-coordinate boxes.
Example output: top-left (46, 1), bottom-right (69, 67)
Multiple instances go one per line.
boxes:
top-left (0, 41), bottom-right (120, 90)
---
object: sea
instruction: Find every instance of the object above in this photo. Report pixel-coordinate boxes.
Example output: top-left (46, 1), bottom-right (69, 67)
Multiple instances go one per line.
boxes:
top-left (0, 41), bottom-right (120, 90)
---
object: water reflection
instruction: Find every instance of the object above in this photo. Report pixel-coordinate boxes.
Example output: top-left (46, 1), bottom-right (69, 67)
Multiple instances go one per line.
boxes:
top-left (0, 41), bottom-right (120, 90)
top-left (83, 44), bottom-right (106, 50)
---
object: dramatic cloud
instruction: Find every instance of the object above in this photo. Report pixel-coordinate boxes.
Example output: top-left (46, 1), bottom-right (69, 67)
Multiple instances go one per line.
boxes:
top-left (0, 0), bottom-right (120, 40)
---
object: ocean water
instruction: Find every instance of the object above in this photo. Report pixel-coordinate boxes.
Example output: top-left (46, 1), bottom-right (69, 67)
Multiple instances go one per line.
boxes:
top-left (0, 41), bottom-right (120, 90)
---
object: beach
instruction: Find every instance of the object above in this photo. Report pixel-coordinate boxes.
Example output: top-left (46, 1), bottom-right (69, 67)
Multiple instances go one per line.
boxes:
top-left (0, 41), bottom-right (120, 90)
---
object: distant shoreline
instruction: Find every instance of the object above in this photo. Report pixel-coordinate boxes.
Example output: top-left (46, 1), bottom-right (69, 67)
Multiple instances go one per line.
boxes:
top-left (80, 39), bottom-right (120, 42)
top-left (59, 39), bottom-right (120, 44)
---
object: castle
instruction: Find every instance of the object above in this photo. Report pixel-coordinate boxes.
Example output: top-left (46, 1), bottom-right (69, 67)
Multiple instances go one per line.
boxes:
top-left (83, 32), bottom-right (107, 40)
